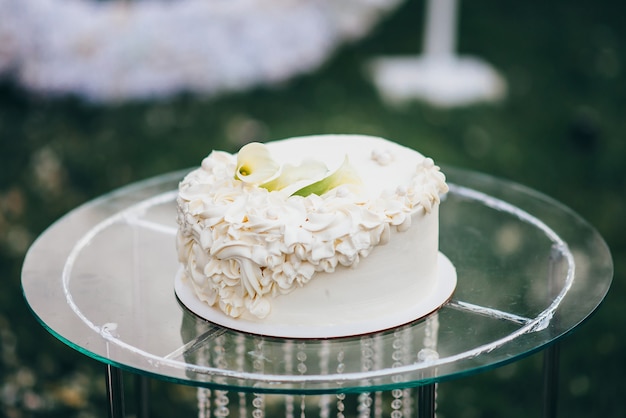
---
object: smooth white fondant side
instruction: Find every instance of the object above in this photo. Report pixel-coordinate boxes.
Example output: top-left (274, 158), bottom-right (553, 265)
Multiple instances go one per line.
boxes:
top-left (252, 206), bottom-right (440, 325)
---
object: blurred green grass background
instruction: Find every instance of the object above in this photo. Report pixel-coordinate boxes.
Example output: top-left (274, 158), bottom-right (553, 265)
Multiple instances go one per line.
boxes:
top-left (1, 0), bottom-right (624, 417)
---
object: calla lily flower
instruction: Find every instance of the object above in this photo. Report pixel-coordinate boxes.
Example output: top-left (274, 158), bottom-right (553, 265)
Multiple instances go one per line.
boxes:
top-left (235, 142), bottom-right (280, 186)
top-left (234, 142), bottom-right (362, 197)
top-left (292, 156), bottom-right (361, 197)
top-left (261, 160), bottom-right (328, 192)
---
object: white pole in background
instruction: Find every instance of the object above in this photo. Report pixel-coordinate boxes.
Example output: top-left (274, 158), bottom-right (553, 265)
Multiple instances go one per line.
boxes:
top-left (369, 0), bottom-right (506, 108)
top-left (423, 0), bottom-right (457, 59)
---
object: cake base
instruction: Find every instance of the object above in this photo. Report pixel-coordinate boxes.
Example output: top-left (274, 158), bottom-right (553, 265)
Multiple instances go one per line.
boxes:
top-left (175, 253), bottom-right (456, 338)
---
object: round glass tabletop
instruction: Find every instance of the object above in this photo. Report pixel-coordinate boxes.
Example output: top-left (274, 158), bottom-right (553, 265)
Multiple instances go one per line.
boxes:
top-left (21, 166), bottom-right (612, 394)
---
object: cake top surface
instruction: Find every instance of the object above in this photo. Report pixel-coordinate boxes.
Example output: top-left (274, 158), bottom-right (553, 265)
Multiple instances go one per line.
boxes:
top-left (262, 134), bottom-right (435, 199)
top-left (176, 134), bottom-right (448, 318)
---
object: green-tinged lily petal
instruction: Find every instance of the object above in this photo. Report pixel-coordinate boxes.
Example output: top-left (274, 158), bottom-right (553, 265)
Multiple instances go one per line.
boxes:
top-left (292, 156), bottom-right (361, 197)
top-left (261, 160), bottom-right (328, 191)
top-left (235, 142), bottom-right (280, 185)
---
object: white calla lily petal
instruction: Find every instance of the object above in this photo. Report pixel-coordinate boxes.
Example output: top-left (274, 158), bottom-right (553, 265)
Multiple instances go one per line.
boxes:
top-left (235, 142), bottom-right (280, 185)
top-left (292, 156), bottom-right (362, 197)
top-left (261, 160), bottom-right (328, 192)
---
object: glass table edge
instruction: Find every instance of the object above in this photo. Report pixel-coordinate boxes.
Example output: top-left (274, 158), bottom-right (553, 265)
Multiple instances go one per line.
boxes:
top-left (20, 167), bottom-right (614, 393)
top-left (23, 294), bottom-right (601, 395)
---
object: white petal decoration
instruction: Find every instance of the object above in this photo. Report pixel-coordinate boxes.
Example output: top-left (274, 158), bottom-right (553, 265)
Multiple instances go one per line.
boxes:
top-left (235, 142), bottom-right (280, 185)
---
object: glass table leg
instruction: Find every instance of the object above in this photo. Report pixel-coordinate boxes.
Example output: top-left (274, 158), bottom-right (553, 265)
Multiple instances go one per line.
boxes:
top-left (135, 375), bottom-right (150, 418)
top-left (105, 364), bottom-right (125, 418)
top-left (418, 383), bottom-right (436, 418)
top-left (542, 343), bottom-right (560, 418)
top-left (542, 243), bottom-right (563, 418)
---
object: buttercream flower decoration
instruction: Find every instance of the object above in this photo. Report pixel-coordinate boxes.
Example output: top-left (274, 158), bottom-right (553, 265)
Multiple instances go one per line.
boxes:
top-left (235, 142), bottom-right (361, 196)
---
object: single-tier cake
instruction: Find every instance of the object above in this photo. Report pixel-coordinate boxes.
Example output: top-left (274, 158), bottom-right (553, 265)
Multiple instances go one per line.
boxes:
top-left (175, 134), bottom-right (454, 336)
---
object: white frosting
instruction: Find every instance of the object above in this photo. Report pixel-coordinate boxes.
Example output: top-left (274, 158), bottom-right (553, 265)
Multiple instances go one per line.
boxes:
top-left (176, 135), bottom-right (448, 319)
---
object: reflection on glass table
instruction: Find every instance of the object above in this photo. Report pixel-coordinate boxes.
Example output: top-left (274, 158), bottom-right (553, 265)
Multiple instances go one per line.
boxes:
top-left (21, 166), bottom-right (613, 418)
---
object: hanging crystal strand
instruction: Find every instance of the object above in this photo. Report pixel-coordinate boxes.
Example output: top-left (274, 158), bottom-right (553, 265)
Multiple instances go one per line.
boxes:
top-left (336, 349), bottom-right (346, 418)
top-left (213, 334), bottom-right (230, 418)
top-left (402, 328), bottom-right (414, 417)
top-left (236, 334), bottom-right (248, 418)
top-left (423, 314), bottom-right (439, 352)
top-left (357, 336), bottom-right (374, 418)
top-left (196, 322), bottom-right (211, 418)
top-left (417, 314), bottom-right (441, 416)
top-left (296, 342), bottom-right (308, 418)
top-left (318, 340), bottom-right (331, 418)
top-left (390, 388), bottom-right (404, 418)
top-left (357, 389), bottom-right (372, 416)
top-left (252, 337), bottom-right (265, 418)
top-left (390, 329), bottom-right (405, 418)
top-left (283, 340), bottom-right (295, 418)
top-left (373, 334), bottom-right (384, 418)
top-left (197, 387), bottom-right (210, 418)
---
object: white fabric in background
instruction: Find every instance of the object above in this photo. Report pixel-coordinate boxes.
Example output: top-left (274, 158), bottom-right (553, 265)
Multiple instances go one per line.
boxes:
top-left (0, 0), bottom-right (400, 102)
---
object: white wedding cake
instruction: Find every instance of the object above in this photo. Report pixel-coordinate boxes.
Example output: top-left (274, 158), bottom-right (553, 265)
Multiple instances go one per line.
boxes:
top-left (175, 134), bottom-right (455, 337)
